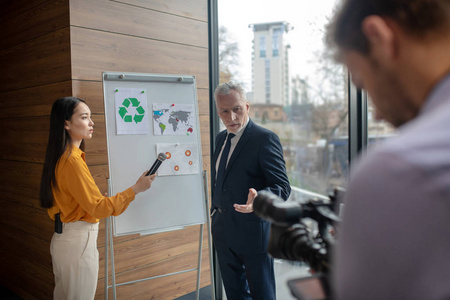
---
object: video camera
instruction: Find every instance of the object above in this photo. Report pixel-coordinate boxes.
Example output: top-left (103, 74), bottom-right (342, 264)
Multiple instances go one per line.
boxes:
top-left (253, 187), bottom-right (344, 299)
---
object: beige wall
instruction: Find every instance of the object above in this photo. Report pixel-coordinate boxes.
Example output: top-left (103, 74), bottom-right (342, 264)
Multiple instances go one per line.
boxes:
top-left (0, 0), bottom-right (211, 299)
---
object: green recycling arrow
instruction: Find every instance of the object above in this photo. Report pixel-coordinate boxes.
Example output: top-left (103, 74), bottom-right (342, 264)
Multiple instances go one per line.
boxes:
top-left (133, 114), bottom-right (144, 123)
top-left (129, 98), bottom-right (140, 107)
top-left (118, 98), bottom-right (146, 124)
top-left (136, 106), bottom-right (145, 114)
top-left (122, 98), bottom-right (130, 108)
top-left (118, 107), bottom-right (128, 119)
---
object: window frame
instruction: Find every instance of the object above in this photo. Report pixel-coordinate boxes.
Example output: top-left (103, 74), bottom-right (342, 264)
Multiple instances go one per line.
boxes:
top-left (208, 1), bottom-right (369, 298)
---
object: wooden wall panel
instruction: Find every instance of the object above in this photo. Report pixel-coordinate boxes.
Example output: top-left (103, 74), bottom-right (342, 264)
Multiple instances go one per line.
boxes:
top-left (70, 0), bottom-right (207, 48)
top-left (97, 268), bottom-right (211, 300)
top-left (0, 0), bottom-right (211, 298)
top-left (112, 0), bottom-right (208, 22)
top-left (0, 1), bottom-right (70, 299)
top-left (0, 81), bottom-right (73, 118)
top-left (96, 247), bottom-right (211, 299)
top-left (95, 212), bottom-right (212, 262)
top-left (200, 115), bottom-right (211, 157)
top-left (70, 27), bottom-right (209, 89)
top-left (0, 0), bottom-right (69, 49)
top-left (0, 247), bottom-right (54, 300)
top-left (0, 221), bottom-right (53, 271)
top-left (198, 88), bottom-right (211, 116)
top-left (98, 243), bottom-right (212, 282)
top-left (0, 28), bottom-right (71, 92)
top-left (67, 0), bottom-right (212, 296)
top-left (0, 160), bottom-right (108, 210)
top-left (0, 160), bottom-right (43, 208)
top-left (0, 115), bottom-right (107, 166)
top-left (83, 114), bottom-right (109, 166)
top-left (0, 200), bottom-right (53, 245)
top-left (71, 80), bottom-right (105, 114)
top-left (100, 226), bottom-right (203, 274)
top-left (0, 0), bottom-right (48, 23)
top-left (0, 117), bottom-right (48, 163)
top-left (96, 220), bottom-right (141, 249)
top-left (90, 165), bottom-right (110, 193)
top-left (97, 225), bottom-right (212, 271)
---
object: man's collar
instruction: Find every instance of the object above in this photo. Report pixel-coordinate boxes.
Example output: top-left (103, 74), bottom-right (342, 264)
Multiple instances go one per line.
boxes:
top-left (227, 117), bottom-right (250, 139)
top-left (419, 72), bottom-right (450, 116)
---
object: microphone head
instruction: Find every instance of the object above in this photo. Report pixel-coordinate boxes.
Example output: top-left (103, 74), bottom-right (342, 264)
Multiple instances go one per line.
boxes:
top-left (157, 152), bottom-right (167, 161)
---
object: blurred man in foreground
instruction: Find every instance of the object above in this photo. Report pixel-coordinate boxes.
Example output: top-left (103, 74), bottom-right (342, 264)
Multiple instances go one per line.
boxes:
top-left (326, 0), bottom-right (450, 299)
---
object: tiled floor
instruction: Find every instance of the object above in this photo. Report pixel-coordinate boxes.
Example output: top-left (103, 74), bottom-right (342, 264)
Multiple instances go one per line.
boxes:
top-left (176, 259), bottom-right (310, 299)
top-left (274, 259), bottom-right (311, 300)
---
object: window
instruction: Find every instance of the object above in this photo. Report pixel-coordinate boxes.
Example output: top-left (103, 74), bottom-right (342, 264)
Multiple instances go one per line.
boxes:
top-left (367, 96), bottom-right (396, 149)
top-left (259, 36), bottom-right (266, 58)
top-left (216, 1), bottom-right (347, 298)
top-left (219, 2), bottom-right (347, 196)
top-left (273, 28), bottom-right (281, 57)
top-left (265, 59), bottom-right (271, 103)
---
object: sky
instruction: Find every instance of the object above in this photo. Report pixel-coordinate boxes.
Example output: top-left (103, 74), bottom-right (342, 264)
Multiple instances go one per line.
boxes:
top-left (218, 0), bottom-right (341, 91)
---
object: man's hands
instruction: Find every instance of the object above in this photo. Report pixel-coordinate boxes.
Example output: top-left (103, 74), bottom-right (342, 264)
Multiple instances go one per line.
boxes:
top-left (234, 188), bottom-right (257, 213)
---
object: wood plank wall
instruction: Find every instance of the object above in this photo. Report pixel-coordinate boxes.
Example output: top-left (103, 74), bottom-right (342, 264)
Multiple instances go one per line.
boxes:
top-left (0, 0), bottom-right (211, 299)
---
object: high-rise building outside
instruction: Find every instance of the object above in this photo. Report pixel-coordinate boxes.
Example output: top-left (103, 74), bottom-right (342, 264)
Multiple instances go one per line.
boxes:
top-left (249, 21), bottom-right (292, 106)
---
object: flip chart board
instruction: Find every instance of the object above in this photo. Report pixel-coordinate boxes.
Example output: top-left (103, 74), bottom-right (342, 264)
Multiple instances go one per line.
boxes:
top-left (102, 72), bottom-right (206, 236)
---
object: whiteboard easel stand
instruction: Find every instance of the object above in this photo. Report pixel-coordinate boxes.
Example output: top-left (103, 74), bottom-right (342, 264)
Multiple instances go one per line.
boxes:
top-left (202, 170), bottom-right (216, 300)
top-left (104, 172), bottom-right (216, 300)
top-left (105, 178), bottom-right (117, 300)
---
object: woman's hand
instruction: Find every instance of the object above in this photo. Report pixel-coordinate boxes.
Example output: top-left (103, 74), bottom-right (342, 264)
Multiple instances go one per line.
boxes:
top-left (131, 172), bottom-right (156, 195)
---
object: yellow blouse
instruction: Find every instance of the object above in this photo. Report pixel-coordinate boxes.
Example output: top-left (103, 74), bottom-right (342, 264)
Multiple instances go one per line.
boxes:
top-left (48, 145), bottom-right (135, 223)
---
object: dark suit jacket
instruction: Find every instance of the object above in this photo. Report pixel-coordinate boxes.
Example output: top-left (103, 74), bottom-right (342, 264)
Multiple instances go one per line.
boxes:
top-left (211, 119), bottom-right (291, 254)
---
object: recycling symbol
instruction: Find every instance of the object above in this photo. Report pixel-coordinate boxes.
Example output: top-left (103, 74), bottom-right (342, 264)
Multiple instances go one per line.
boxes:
top-left (118, 98), bottom-right (145, 123)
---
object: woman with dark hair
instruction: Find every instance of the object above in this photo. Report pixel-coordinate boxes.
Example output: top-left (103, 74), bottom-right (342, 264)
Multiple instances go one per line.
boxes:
top-left (40, 97), bottom-right (155, 299)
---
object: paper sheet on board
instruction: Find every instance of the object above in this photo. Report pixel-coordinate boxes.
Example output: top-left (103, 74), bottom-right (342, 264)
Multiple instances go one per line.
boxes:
top-left (114, 88), bottom-right (150, 134)
top-left (156, 143), bottom-right (199, 176)
top-left (152, 103), bottom-right (195, 136)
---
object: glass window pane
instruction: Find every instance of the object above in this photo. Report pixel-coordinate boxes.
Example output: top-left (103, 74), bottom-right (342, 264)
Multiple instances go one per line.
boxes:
top-left (367, 96), bottom-right (396, 148)
top-left (217, 1), bottom-right (347, 299)
top-left (260, 36), bottom-right (266, 57)
top-left (218, 0), bottom-right (347, 197)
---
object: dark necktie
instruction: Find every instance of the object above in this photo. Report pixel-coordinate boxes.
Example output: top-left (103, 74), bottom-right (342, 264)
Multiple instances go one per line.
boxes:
top-left (213, 133), bottom-right (235, 206)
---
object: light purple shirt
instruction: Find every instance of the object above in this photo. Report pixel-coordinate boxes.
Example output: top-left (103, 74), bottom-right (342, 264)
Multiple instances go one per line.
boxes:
top-left (215, 117), bottom-right (250, 175)
top-left (334, 73), bottom-right (450, 300)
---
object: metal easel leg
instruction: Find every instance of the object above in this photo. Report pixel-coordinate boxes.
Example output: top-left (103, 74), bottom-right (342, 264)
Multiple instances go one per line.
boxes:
top-left (203, 170), bottom-right (216, 300)
top-left (196, 224), bottom-right (204, 300)
top-left (109, 216), bottom-right (117, 300)
top-left (105, 179), bottom-right (117, 300)
top-left (105, 217), bottom-right (109, 300)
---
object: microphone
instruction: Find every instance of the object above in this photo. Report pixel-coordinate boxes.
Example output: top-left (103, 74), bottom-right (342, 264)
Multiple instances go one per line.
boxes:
top-left (146, 153), bottom-right (167, 176)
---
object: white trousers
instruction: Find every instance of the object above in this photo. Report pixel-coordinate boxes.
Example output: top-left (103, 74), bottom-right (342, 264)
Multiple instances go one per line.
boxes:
top-left (50, 221), bottom-right (99, 300)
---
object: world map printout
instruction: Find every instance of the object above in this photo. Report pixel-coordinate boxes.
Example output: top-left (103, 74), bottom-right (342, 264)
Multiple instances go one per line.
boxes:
top-left (152, 103), bottom-right (195, 136)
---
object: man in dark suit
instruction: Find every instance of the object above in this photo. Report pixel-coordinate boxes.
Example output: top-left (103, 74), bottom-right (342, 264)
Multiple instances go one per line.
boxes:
top-left (211, 82), bottom-right (291, 299)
